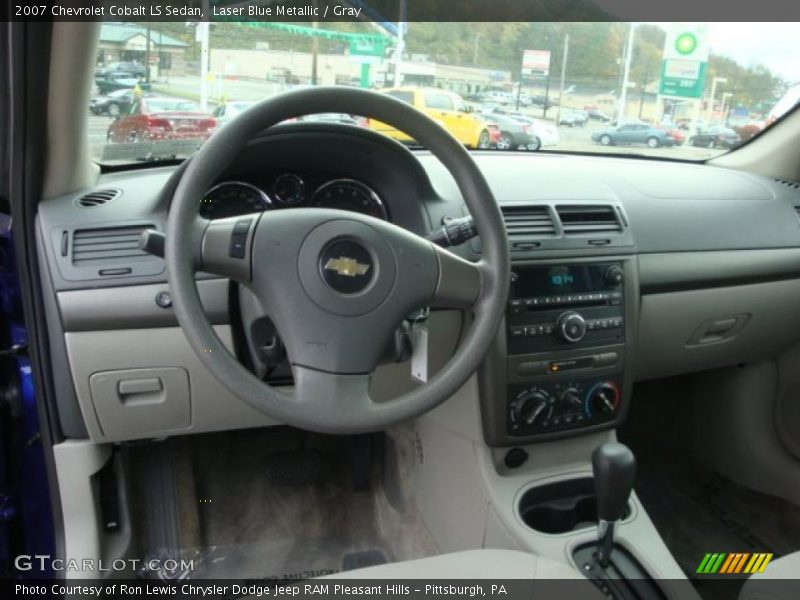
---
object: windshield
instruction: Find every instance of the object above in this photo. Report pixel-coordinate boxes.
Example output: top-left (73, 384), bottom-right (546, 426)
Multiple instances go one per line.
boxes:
top-left (89, 21), bottom-right (799, 165)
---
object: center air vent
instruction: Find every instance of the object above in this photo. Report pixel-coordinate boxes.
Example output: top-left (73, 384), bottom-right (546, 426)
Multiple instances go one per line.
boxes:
top-left (556, 205), bottom-right (622, 236)
top-left (76, 188), bottom-right (122, 207)
top-left (501, 205), bottom-right (556, 238)
top-left (71, 224), bottom-right (154, 266)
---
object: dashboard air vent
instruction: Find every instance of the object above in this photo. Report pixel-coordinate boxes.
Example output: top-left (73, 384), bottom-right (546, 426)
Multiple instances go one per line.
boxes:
top-left (775, 179), bottom-right (800, 190)
top-left (501, 205), bottom-right (555, 237)
top-left (556, 205), bottom-right (622, 236)
top-left (76, 188), bottom-right (122, 207)
top-left (71, 224), bottom-right (154, 266)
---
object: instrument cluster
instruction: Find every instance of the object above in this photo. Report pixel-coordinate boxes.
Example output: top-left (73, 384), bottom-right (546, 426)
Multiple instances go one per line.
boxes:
top-left (199, 173), bottom-right (388, 221)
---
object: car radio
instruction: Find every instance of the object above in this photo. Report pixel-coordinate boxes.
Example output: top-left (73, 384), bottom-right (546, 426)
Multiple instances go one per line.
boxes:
top-left (506, 262), bottom-right (625, 355)
top-left (479, 261), bottom-right (631, 445)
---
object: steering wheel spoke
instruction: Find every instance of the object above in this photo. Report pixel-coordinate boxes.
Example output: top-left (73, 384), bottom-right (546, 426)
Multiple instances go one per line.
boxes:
top-left (199, 213), bottom-right (261, 282)
top-left (290, 367), bottom-right (375, 433)
top-left (430, 245), bottom-right (484, 309)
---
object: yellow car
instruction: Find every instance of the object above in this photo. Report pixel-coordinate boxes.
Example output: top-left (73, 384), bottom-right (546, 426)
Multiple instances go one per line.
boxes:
top-left (369, 87), bottom-right (492, 149)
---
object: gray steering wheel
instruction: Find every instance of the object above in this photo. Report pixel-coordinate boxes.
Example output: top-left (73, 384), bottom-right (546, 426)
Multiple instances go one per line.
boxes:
top-left (166, 87), bottom-right (509, 434)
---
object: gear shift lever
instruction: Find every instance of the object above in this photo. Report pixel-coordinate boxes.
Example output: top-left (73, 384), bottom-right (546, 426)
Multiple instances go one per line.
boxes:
top-left (592, 442), bottom-right (636, 568)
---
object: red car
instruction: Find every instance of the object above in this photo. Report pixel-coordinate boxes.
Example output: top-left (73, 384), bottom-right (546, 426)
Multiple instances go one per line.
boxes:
top-left (107, 96), bottom-right (216, 144)
top-left (656, 124), bottom-right (685, 145)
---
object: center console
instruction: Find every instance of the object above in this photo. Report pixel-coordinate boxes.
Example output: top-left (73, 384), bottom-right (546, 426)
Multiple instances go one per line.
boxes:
top-left (480, 258), bottom-right (637, 445)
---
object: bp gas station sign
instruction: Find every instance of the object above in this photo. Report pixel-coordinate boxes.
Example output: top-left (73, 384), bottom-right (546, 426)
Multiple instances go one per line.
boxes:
top-left (659, 26), bottom-right (709, 99)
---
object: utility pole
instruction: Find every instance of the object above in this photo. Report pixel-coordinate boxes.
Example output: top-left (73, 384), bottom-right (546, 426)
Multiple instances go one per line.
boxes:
top-left (617, 23), bottom-right (635, 123)
top-left (199, 0), bottom-right (210, 111)
top-left (473, 32), bottom-right (481, 65)
top-left (311, 1), bottom-right (319, 85)
top-left (555, 33), bottom-right (569, 125)
top-left (393, 0), bottom-right (407, 86)
top-left (145, 21), bottom-right (151, 83)
top-left (638, 63), bottom-right (650, 119)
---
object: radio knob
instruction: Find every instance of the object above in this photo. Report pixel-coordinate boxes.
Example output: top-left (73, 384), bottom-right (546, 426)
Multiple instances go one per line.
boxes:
top-left (605, 265), bottom-right (625, 287)
top-left (556, 311), bottom-right (587, 343)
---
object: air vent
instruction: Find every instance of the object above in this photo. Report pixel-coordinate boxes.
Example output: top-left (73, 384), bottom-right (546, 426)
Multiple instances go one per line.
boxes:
top-left (501, 205), bottom-right (556, 237)
top-left (75, 188), bottom-right (121, 207)
top-left (71, 224), bottom-right (154, 266)
top-left (794, 205), bottom-right (800, 223)
top-left (775, 178), bottom-right (800, 190)
top-left (556, 205), bottom-right (622, 236)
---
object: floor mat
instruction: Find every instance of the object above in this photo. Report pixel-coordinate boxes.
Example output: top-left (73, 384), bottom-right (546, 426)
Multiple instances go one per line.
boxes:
top-left (620, 377), bottom-right (800, 600)
top-left (132, 427), bottom-right (439, 580)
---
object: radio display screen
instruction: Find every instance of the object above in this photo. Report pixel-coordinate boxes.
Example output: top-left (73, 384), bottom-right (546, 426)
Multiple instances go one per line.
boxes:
top-left (511, 264), bottom-right (610, 298)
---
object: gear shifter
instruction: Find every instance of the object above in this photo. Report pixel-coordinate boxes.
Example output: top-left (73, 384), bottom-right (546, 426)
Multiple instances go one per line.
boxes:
top-left (592, 442), bottom-right (636, 568)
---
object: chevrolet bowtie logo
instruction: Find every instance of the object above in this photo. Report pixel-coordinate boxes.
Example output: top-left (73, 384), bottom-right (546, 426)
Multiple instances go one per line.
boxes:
top-left (323, 256), bottom-right (371, 277)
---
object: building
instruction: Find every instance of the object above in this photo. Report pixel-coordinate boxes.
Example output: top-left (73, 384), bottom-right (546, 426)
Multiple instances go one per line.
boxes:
top-left (97, 23), bottom-right (188, 75)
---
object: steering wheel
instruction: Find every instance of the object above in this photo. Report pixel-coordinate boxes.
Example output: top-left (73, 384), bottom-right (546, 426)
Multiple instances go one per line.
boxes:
top-left (166, 87), bottom-right (509, 434)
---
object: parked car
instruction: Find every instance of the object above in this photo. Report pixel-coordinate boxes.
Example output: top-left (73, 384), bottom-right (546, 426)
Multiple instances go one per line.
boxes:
top-left (89, 88), bottom-right (139, 117)
top-left (530, 94), bottom-right (558, 109)
top-left (586, 109), bottom-right (612, 122)
top-left (688, 126), bottom-right (741, 149)
top-left (95, 61), bottom-right (147, 78)
top-left (370, 87), bottom-right (493, 149)
top-left (733, 123), bottom-right (763, 142)
top-left (106, 96), bottom-right (217, 144)
top-left (512, 115), bottom-right (560, 147)
top-left (591, 123), bottom-right (676, 147)
top-left (212, 100), bottom-right (256, 127)
top-left (477, 90), bottom-right (515, 105)
top-left (558, 110), bottom-right (589, 127)
top-left (656, 124), bottom-right (685, 146)
top-left (95, 71), bottom-right (142, 94)
top-left (479, 112), bottom-right (546, 150)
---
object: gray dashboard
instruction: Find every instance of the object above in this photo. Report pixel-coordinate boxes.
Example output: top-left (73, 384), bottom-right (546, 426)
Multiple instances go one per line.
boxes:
top-left (35, 124), bottom-right (800, 442)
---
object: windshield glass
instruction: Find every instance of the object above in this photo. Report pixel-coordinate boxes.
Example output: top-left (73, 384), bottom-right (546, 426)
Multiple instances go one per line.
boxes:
top-left (89, 20), bottom-right (799, 165)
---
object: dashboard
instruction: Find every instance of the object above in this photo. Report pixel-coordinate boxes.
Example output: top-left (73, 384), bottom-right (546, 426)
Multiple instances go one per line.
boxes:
top-left (200, 174), bottom-right (388, 221)
top-left (34, 123), bottom-right (800, 444)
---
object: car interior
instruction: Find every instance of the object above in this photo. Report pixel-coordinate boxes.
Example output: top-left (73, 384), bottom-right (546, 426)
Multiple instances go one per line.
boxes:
top-left (6, 16), bottom-right (800, 600)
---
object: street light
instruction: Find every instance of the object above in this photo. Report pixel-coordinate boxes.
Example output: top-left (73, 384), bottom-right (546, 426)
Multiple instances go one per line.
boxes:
top-left (707, 76), bottom-right (728, 124)
top-left (721, 92), bottom-right (733, 125)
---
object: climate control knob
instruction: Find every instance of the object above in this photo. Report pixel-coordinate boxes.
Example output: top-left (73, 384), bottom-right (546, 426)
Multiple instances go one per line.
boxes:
top-left (560, 387), bottom-right (583, 408)
top-left (515, 389), bottom-right (553, 426)
top-left (586, 381), bottom-right (620, 417)
top-left (556, 311), bottom-right (587, 343)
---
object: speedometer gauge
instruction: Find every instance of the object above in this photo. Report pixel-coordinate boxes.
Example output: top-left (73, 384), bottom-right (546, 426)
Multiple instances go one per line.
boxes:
top-left (273, 173), bottom-right (306, 205)
top-left (200, 181), bottom-right (271, 219)
top-left (310, 179), bottom-right (388, 220)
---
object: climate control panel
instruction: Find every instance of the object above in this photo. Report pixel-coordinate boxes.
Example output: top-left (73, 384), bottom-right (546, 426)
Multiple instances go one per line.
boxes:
top-left (508, 377), bottom-right (621, 436)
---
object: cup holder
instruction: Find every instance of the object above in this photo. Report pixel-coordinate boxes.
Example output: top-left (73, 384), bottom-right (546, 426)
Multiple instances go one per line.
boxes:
top-left (518, 477), bottom-right (629, 534)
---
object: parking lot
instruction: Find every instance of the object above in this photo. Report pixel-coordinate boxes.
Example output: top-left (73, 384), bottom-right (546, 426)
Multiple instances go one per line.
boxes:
top-left (88, 78), bottom-right (723, 162)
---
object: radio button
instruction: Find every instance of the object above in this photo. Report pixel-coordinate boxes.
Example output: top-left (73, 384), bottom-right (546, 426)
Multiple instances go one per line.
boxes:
top-left (510, 326), bottom-right (526, 338)
top-left (515, 361), bottom-right (548, 377)
top-left (594, 352), bottom-right (619, 367)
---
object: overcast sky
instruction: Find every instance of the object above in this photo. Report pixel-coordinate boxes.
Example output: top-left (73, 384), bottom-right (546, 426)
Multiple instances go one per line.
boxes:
top-left (696, 23), bottom-right (800, 82)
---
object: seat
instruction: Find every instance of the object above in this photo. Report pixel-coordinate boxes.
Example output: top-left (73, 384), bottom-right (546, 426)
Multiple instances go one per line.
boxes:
top-left (325, 549), bottom-right (601, 594)
top-left (739, 552), bottom-right (800, 600)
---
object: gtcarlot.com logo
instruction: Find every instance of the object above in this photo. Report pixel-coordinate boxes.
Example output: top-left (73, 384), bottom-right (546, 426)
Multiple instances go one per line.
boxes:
top-left (696, 552), bottom-right (773, 575)
top-left (14, 555), bottom-right (195, 573)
